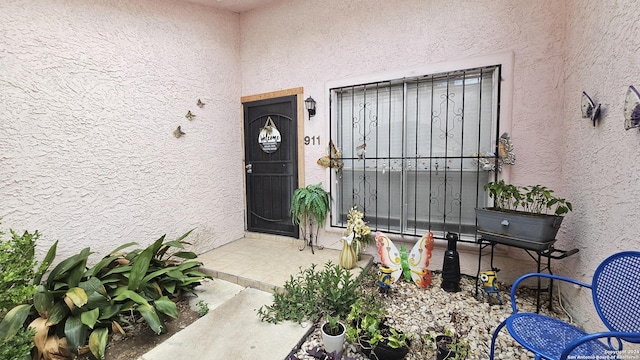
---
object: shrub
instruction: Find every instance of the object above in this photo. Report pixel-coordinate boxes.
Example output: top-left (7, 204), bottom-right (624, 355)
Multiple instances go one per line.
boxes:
top-left (0, 327), bottom-right (35, 360)
top-left (257, 261), bottom-right (362, 324)
top-left (0, 229), bottom-right (40, 315)
top-left (0, 225), bottom-right (52, 360)
top-left (0, 229), bottom-right (210, 360)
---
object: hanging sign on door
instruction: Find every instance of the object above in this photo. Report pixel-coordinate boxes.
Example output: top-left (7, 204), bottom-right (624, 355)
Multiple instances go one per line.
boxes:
top-left (258, 117), bottom-right (281, 153)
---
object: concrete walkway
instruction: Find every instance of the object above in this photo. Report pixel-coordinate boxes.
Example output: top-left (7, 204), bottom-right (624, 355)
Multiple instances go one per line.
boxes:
top-left (139, 235), bottom-right (373, 360)
top-left (139, 279), bottom-right (309, 360)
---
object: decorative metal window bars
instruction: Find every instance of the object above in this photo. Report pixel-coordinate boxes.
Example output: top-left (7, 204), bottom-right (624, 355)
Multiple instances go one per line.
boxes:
top-left (330, 65), bottom-right (501, 239)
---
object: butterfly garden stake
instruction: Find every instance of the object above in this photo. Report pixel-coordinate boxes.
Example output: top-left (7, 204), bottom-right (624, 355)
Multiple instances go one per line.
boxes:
top-left (375, 231), bottom-right (434, 289)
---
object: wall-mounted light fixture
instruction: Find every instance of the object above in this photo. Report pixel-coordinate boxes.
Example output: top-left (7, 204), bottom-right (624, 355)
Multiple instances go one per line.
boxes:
top-left (304, 96), bottom-right (316, 119)
top-left (624, 85), bottom-right (640, 130)
top-left (581, 91), bottom-right (601, 127)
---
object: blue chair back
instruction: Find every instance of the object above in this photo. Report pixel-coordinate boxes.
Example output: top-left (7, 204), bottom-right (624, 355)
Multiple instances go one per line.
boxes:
top-left (592, 251), bottom-right (640, 337)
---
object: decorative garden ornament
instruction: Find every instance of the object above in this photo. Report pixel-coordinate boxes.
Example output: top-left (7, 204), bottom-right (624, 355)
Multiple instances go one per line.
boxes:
top-left (377, 266), bottom-right (393, 293)
top-left (375, 231), bottom-right (434, 288)
top-left (173, 126), bottom-right (185, 138)
top-left (472, 132), bottom-right (515, 172)
top-left (624, 85), bottom-right (640, 130)
top-left (479, 270), bottom-right (502, 305)
top-left (339, 232), bottom-right (357, 270)
top-left (581, 91), bottom-right (601, 127)
top-left (344, 205), bottom-right (372, 259)
top-left (317, 140), bottom-right (344, 173)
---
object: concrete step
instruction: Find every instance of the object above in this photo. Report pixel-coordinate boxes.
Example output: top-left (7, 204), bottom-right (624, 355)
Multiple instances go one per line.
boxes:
top-left (138, 279), bottom-right (309, 360)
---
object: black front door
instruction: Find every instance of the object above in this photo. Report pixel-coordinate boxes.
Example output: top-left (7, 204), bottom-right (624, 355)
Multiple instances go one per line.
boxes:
top-left (243, 95), bottom-right (299, 238)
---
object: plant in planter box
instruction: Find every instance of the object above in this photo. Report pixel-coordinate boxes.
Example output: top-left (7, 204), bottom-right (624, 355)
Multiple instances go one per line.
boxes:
top-left (484, 180), bottom-right (572, 215)
top-left (291, 183), bottom-right (331, 252)
top-left (476, 180), bottom-right (572, 250)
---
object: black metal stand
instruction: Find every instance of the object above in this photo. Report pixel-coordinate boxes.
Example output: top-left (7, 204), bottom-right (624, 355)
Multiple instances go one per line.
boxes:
top-left (298, 219), bottom-right (324, 254)
top-left (475, 237), bottom-right (578, 312)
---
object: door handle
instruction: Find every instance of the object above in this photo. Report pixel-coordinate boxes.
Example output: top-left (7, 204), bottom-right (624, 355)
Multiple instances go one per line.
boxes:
top-left (245, 164), bottom-right (252, 173)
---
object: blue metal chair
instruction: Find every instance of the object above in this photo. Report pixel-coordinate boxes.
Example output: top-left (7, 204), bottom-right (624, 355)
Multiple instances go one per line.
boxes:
top-left (490, 251), bottom-right (640, 360)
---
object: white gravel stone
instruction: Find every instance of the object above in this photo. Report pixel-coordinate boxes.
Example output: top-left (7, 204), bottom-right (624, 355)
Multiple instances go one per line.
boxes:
top-left (288, 270), bottom-right (569, 360)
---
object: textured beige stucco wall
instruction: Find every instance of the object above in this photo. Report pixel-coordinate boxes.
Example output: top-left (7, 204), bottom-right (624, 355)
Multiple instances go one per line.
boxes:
top-left (240, 0), bottom-right (568, 280)
top-left (556, 0), bottom-right (640, 332)
top-left (0, 0), bottom-right (245, 259)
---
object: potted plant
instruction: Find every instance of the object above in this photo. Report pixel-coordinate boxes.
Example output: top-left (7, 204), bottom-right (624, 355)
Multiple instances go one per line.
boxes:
top-left (435, 331), bottom-right (470, 360)
top-left (476, 180), bottom-right (573, 250)
top-left (321, 314), bottom-right (347, 356)
top-left (291, 183), bottom-right (331, 253)
top-left (346, 298), bottom-right (410, 360)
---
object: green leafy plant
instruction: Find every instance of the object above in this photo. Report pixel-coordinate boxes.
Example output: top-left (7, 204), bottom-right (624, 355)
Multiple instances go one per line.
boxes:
top-left (0, 224), bottom-right (56, 360)
top-left (257, 261), bottom-right (361, 324)
top-left (323, 314), bottom-right (344, 336)
top-left (344, 295), bottom-right (408, 353)
top-left (0, 327), bottom-right (35, 360)
top-left (0, 229), bottom-right (210, 360)
top-left (387, 328), bottom-right (407, 349)
top-left (0, 228), bottom-right (44, 315)
top-left (291, 184), bottom-right (331, 246)
top-left (484, 180), bottom-right (573, 215)
top-left (196, 300), bottom-right (209, 317)
top-left (436, 333), bottom-right (469, 360)
top-left (436, 329), bottom-right (470, 360)
top-left (291, 184), bottom-right (331, 227)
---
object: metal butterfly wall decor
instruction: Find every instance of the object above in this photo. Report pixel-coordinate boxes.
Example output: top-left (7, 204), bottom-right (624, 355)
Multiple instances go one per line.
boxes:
top-left (624, 85), bottom-right (640, 130)
top-left (173, 126), bottom-right (185, 138)
top-left (581, 91), bottom-right (601, 127)
top-left (197, 99), bottom-right (205, 108)
top-left (185, 110), bottom-right (196, 121)
top-left (473, 132), bottom-right (515, 172)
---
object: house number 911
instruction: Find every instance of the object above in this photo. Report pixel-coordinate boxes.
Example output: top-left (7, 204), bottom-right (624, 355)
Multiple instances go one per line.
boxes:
top-left (304, 136), bottom-right (320, 145)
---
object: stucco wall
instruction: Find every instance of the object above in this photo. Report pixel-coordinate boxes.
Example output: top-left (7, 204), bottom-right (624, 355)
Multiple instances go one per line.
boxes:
top-left (240, 0), bottom-right (568, 280)
top-left (557, 0), bottom-right (640, 332)
top-left (240, 0), bottom-right (640, 332)
top-left (0, 0), bottom-right (245, 259)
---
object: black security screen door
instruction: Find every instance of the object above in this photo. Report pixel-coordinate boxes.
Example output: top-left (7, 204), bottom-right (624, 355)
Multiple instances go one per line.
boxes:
top-left (243, 95), bottom-right (299, 238)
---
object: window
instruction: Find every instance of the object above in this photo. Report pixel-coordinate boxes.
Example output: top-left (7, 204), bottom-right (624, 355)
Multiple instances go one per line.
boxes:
top-left (330, 65), bottom-right (500, 238)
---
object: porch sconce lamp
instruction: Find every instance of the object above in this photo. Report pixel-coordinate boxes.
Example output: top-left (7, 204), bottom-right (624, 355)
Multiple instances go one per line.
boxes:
top-left (305, 96), bottom-right (316, 119)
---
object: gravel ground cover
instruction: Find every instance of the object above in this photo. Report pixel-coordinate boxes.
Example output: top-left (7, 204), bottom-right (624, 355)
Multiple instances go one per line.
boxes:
top-left (289, 267), bottom-right (572, 360)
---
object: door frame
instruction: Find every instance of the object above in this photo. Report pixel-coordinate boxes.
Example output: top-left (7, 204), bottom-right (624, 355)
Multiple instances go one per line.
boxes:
top-left (241, 87), bottom-right (305, 238)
